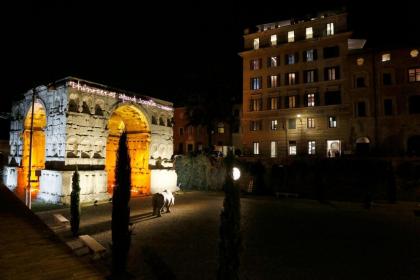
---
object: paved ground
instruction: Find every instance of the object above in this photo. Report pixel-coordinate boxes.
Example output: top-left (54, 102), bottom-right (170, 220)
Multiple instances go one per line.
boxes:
top-left (37, 191), bottom-right (420, 280)
top-left (0, 186), bottom-right (104, 280)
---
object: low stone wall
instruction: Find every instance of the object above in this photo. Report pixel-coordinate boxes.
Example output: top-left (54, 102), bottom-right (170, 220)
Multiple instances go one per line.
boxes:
top-left (3, 166), bottom-right (18, 190)
top-left (38, 170), bottom-right (109, 204)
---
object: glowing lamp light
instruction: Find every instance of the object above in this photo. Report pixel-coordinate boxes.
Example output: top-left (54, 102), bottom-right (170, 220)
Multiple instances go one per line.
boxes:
top-left (232, 167), bottom-right (241, 181)
top-left (297, 114), bottom-right (301, 118)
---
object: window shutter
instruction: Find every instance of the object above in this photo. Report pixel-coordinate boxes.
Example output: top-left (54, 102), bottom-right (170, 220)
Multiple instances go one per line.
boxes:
top-left (284, 54), bottom-right (289, 65)
top-left (295, 52), bottom-right (299, 63)
top-left (249, 100), bottom-right (253, 111)
top-left (295, 95), bottom-right (300, 107)
top-left (277, 97), bottom-right (281, 109)
top-left (324, 68), bottom-right (328, 81)
top-left (314, 49), bottom-right (318, 60)
top-left (303, 51), bottom-right (307, 62)
top-left (285, 96), bottom-right (289, 108)
top-left (285, 73), bottom-right (289, 85)
top-left (304, 94), bottom-right (308, 107)
top-left (314, 69), bottom-right (318, 82)
top-left (336, 66), bottom-right (340, 79)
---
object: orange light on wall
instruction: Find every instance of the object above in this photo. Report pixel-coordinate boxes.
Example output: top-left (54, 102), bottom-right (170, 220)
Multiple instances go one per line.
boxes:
top-left (106, 105), bottom-right (151, 196)
top-left (18, 103), bottom-right (46, 198)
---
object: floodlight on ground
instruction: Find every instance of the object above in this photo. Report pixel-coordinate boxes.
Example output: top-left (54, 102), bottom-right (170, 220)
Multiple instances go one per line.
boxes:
top-left (232, 167), bottom-right (241, 181)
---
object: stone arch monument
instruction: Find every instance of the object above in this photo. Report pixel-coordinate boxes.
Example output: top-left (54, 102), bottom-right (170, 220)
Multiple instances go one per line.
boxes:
top-left (4, 77), bottom-right (177, 204)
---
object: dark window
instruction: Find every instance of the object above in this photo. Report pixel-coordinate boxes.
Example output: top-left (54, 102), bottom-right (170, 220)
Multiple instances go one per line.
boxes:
top-left (409, 96), bottom-right (420, 114)
top-left (356, 102), bottom-right (366, 117)
top-left (323, 46), bottom-right (340, 58)
top-left (356, 77), bottom-right (366, 88)
top-left (288, 118), bottom-right (296, 129)
top-left (383, 73), bottom-right (392, 85)
top-left (384, 99), bottom-right (393, 116)
top-left (178, 143), bottom-right (184, 154)
top-left (325, 91), bottom-right (341, 105)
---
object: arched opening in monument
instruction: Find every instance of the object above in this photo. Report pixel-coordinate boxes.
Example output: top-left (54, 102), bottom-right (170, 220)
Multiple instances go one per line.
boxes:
top-left (106, 104), bottom-right (151, 196)
top-left (18, 102), bottom-right (47, 196)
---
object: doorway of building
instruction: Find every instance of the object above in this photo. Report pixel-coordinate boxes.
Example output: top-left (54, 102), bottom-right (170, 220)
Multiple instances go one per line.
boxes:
top-left (326, 140), bottom-right (341, 158)
top-left (106, 104), bottom-right (151, 195)
top-left (18, 102), bottom-right (47, 196)
top-left (356, 137), bottom-right (370, 155)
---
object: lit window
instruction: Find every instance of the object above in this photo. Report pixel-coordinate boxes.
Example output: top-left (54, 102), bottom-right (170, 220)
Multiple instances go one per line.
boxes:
top-left (307, 93), bottom-right (315, 106)
top-left (306, 49), bottom-right (314, 62)
top-left (408, 68), bottom-right (420, 82)
top-left (217, 122), bottom-right (225, 134)
top-left (250, 77), bottom-right (262, 90)
top-left (357, 57), bottom-right (364, 66)
top-left (250, 120), bottom-right (262, 131)
top-left (327, 23), bottom-right (334, 35)
top-left (287, 54), bottom-right (295, 64)
top-left (306, 27), bottom-right (313, 39)
top-left (382, 53), bottom-right (391, 62)
top-left (269, 56), bottom-right (278, 67)
top-left (268, 75), bottom-right (279, 88)
top-left (410, 49), bottom-right (419, 58)
top-left (308, 141), bottom-right (316, 155)
top-left (253, 142), bottom-right (260, 155)
top-left (288, 73), bottom-right (296, 85)
top-left (270, 141), bottom-right (277, 158)
top-left (327, 67), bottom-right (337, 81)
top-left (253, 38), bottom-right (259, 50)
top-left (288, 31), bottom-right (295, 42)
top-left (307, 117), bottom-right (315, 128)
top-left (289, 141), bottom-right (297, 155)
top-left (271, 34), bottom-right (277, 46)
top-left (288, 96), bottom-right (296, 108)
top-left (250, 99), bottom-right (262, 111)
top-left (306, 70), bottom-right (315, 83)
top-left (328, 116), bottom-right (337, 128)
top-left (269, 97), bottom-right (279, 110)
top-left (250, 59), bottom-right (261, 70)
top-left (271, 120), bottom-right (278, 130)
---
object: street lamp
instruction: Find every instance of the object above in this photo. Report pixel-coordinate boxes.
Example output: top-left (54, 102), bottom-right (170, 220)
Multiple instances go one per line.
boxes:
top-left (296, 114), bottom-right (302, 155)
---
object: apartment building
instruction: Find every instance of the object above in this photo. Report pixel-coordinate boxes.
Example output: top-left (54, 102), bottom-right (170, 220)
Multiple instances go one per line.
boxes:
top-left (240, 11), bottom-right (420, 158)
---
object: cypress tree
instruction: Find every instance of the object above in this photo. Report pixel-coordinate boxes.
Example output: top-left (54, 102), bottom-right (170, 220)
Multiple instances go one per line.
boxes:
top-left (70, 166), bottom-right (81, 237)
top-left (111, 131), bottom-right (132, 279)
top-left (217, 151), bottom-right (241, 280)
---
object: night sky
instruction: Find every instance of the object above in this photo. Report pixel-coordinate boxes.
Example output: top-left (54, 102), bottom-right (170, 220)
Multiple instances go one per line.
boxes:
top-left (1, 0), bottom-right (418, 117)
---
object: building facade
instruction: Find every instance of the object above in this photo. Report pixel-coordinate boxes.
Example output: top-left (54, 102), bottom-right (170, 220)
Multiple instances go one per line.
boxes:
top-left (173, 105), bottom-right (243, 156)
top-left (173, 107), bottom-right (233, 155)
top-left (3, 77), bottom-right (177, 204)
top-left (240, 11), bottom-right (420, 159)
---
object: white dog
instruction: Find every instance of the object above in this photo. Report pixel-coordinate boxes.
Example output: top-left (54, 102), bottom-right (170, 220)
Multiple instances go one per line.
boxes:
top-left (152, 190), bottom-right (175, 217)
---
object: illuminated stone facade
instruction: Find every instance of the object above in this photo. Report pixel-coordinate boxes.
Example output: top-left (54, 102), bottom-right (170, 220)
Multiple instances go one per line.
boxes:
top-left (4, 77), bottom-right (176, 204)
top-left (240, 11), bottom-right (420, 159)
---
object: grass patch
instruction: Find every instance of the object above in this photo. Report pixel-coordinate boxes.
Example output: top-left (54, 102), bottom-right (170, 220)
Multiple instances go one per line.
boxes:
top-left (31, 200), bottom-right (68, 212)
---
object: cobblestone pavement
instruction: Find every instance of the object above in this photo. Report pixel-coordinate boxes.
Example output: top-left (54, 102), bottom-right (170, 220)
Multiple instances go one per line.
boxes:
top-left (37, 191), bottom-right (420, 280)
